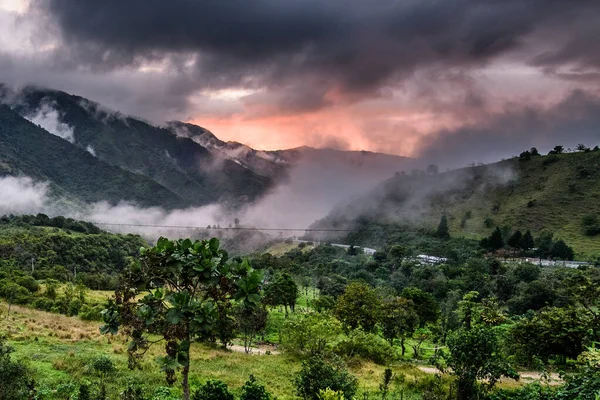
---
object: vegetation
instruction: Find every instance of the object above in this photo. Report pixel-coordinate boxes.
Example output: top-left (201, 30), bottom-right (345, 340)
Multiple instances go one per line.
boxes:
top-left (11, 88), bottom-right (273, 207)
top-left (0, 105), bottom-right (188, 209)
top-left (312, 147), bottom-right (600, 256)
top-left (1, 209), bottom-right (600, 399)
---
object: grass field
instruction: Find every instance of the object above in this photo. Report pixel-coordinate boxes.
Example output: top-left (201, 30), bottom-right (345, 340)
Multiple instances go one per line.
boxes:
top-left (1, 302), bottom-right (440, 399)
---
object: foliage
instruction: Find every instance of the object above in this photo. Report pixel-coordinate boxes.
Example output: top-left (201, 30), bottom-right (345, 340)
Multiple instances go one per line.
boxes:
top-left (101, 237), bottom-right (263, 400)
top-left (440, 326), bottom-right (519, 400)
top-left (0, 104), bottom-right (189, 209)
top-left (0, 336), bottom-right (32, 399)
top-left (235, 304), bottom-right (268, 353)
top-left (509, 307), bottom-right (592, 365)
top-left (401, 287), bottom-right (440, 327)
top-left (281, 312), bottom-right (342, 355)
top-left (192, 380), bottom-right (234, 400)
top-left (436, 215), bottom-right (450, 239)
top-left (379, 297), bottom-right (419, 355)
top-left (334, 282), bottom-right (381, 332)
top-left (334, 329), bottom-right (394, 364)
top-left (318, 388), bottom-right (346, 400)
top-left (264, 272), bottom-right (298, 315)
top-left (582, 214), bottom-right (600, 236)
top-left (294, 354), bottom-right (358, 400)
top-left (240, 375), bottom-right (272, 400)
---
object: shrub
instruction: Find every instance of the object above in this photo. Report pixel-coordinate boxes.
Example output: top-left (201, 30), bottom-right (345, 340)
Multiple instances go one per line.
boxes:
top-left (192, 380), bottom-right (234, 400)
top-left (334, 329), bottom-right (394, 364)
top-left (318, 388), bottom-right (346, 400)
top-left (294, 354), bottom-right (358, 400)
top-left (0, 337), bottom-right (32, 399)
top-left (281, 312), bottom-right (342, 355)
top-left (582, 214), bottom-right (600, 236)
top-left (120, 379), bottom-right (145, 400)
top-left (91, 354), bottom-right (116, 377)
top-left (310, 295), bottom-right (336, 312)
top-left (240, 375), bottom-right (271, 400)
top-left (79, 304), bottom-right (104, 321)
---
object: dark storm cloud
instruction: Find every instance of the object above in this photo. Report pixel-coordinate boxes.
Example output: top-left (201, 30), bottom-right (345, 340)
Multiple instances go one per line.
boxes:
top-left (38, 0), bottom-right (600, 107)
top-left (417, 90), bottom-right (600, 169)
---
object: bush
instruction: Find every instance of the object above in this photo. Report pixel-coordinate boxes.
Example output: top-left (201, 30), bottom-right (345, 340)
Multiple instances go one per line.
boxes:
top-left (281, 312), bottom-right (342, 355)
top-left (0, 337), bottom-right (32, 399)
top-left (582, 214), bottom-right (600, 236)
top-left (120, 379), bottom-right (145, 400)
top-left (79, 304), bottom-right (104, 321)
top-left (334, 329), bottom-right (394, 364)
top-left (294, 354), bottom-right (358, 400)
top-left (240, 375), bottom-right (271, 400)
top-left (192, 380), bottom-right (234, 400)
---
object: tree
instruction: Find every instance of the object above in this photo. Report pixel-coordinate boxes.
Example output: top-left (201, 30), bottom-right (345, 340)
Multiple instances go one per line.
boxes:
top-left (438, 327), bottom-right (518, 400)
top-left (519, 150), bottom-right (531, 160)
top-left (535, 231), bottom-right (554, 258)
top-left (582, 214), bottom-right (600, 236)
top-left (240, 375), bottom-right (272, 400)
top-left (507, 230), bottom-right (522, 251)
top-left (379, 297), bottom-right (419, 356)
top-left (576, 143), bottom-right (589, 152)
top-left (550, 240), bottom-right (574, 261)
top-left (346, 245), bottom-right (358, 256)
top-left (520, 230), bottom-right (535, 251)
top-left (235, 304), bottom-right (268, 353)
top-left (548, 145), bottom-right (564, 154)
top-left (509, 307), bottom-right (591, 365)
top-left (294, 354), bottom-right (358, 400)
top-left (100, 237), bottom-right (263, 400)
top-left (487, 227), bottom-right (504, 251)
top-left (0, 337), bottom-right (32, 399)
top-left (334, 282), bottom-right (381, 332)
top-left (281, 312), bottom-right (342, 355)
top-left (530, 147), bottom-right (540, 156)
top-left (401, 287), bottom-right (440, 327)
top-left (436, 214), bottom-right (450, 239)
top-left (427, 164), bottom-right (439, 175)
top-left (264, 272), bottom-right (298, 315)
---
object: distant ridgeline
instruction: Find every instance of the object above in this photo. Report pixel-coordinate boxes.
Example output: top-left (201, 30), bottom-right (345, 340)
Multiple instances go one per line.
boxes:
top-left (0, 214), bottom-right (147, 289)
top-left (310, 148), bottom-right (600, 258)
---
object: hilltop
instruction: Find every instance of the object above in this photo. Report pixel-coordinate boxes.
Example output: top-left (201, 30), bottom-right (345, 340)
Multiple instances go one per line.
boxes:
top-left (0, 105), bottom-right (188, 209)
top-left (311, 149), bottom-right (600, 257)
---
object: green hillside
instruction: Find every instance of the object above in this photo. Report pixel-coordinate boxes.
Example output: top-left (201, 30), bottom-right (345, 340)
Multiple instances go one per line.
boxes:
top-left (14, 88), bottom-right (273, 206)
top-left (0, 105), bottom-right (187, 209)
top-left (313, 150), bottom-right (600, 257)
top-left (0, 214), bottom-right (147, 287)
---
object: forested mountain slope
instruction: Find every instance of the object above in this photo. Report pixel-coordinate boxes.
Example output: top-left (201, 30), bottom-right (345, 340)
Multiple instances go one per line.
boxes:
top-left (312, 150), bottom-right (600, 256)
top-left (12, 87), bottom-right (273, 206)
top-left (0, 105), bottom-right (187, 209)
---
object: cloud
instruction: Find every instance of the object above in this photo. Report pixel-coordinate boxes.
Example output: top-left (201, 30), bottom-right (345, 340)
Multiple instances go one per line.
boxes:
top-left (416, 90), bottom-right (600, 169)
top-left (0, 176), bottom-right (49, 214)
top-left (0, 0), bottom-right (599, 161)
top-left (23, 101), bottom-right (75, 142)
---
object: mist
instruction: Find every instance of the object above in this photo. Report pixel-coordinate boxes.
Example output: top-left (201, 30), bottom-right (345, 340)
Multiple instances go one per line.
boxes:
top-left (23, 101), bottom-right (75, 143)
top-left (0, 176), bottom-right (49, 215)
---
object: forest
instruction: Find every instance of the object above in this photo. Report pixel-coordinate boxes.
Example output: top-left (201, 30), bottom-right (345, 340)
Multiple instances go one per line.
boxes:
top-left (0, 215), bottom-right (599, 399)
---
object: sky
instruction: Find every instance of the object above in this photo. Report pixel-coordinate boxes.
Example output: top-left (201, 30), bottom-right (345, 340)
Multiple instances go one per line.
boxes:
top-left (1, 0), bottom-right (600, 164)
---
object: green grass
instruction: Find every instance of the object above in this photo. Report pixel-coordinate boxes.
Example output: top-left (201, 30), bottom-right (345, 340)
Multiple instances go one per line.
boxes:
top-left (1, 303), bottom-right (437, 399)
top-left (332, 151), bottom-right (600, 258)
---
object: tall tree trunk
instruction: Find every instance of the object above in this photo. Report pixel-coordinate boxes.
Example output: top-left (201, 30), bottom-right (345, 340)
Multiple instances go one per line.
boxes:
top-left (400, 337), bottom-right (406, 356)
top-left (182, 330), bottom-right (191, 400)
top-left (182, 362), bottom-right (190, 400)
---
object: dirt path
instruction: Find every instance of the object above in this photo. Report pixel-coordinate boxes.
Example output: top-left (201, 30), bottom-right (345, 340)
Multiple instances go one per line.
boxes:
top-left (417, 366), bottom-right (563, 385)
top-left (227, 344), bottom-right (280, 355)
